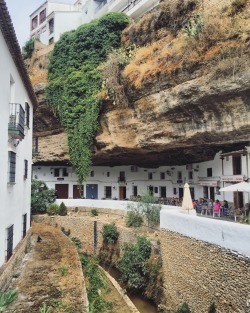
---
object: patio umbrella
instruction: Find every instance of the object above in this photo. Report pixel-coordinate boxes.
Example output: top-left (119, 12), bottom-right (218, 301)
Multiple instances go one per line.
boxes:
top-left (220, 181), bottom-right (250, 192)
top-left (182, 183), bottom-right (194, 213)
top-left (220, 181), bottom-right (250, 209)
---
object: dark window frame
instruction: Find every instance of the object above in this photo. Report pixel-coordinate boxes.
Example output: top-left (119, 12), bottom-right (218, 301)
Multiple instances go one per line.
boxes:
top-left (24, 159), bottom-right (28, 179)
top-left (8, 151), bottom-right (16, 183)
top-left (160, 172), bottom-right (165, 180)
top-left (207, 168), bottom-right (213, 177)
top-left (54, 168), bottom-right (60, 177)
top-left (6, 225), bottom-right (14, 261)
top-left (25, 102), bottom-right (30, 128)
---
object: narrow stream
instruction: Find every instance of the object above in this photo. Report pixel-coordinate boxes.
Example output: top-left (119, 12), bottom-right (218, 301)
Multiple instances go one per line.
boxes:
top-left (103, 265), bottom-right (158, 313)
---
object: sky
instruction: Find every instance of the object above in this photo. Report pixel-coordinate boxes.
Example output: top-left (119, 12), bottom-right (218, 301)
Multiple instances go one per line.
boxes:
top-left (5, 0), bottom-right (74, 47)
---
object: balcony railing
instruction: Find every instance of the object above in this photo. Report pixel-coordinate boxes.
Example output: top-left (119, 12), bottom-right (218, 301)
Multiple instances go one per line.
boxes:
top-left (8, 103), bottom-right (25, 140)
top-left (118, 176), bottom-right (126, 184)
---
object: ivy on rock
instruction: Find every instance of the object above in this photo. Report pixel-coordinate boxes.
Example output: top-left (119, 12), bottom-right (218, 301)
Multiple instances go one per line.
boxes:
top-left (46, 13), bottom-right (130, 183)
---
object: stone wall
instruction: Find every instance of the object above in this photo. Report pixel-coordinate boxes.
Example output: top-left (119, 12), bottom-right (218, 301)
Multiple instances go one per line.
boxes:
top-left (33, 214), bottom-right (138, 256)
top-left (0, 228), bottom-right (33, 291)
top-left (160, 229), bottom-right (250, 313)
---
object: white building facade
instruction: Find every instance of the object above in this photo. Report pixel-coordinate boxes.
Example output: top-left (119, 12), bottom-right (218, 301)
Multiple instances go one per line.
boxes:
top-left (0, 1), bottom-right (38, 267)
top-left (32, 146), bottom-right (250, 207)
top-left (30, 0), bottom-right (160, 45)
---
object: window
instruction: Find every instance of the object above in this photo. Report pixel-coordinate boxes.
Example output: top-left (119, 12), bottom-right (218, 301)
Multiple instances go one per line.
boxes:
top-left (39, 8), bottom-right (46, 24)
top-left (90, 170), bottom-right (94, 177)
top-left (232, 155), bottom-right (241, 175)
top-left (154, 187), bottom-right (158, 193)
top-left (6, 225), bottom-right (14, 261)
top-left (25, 102), bottom-right (30, 128)
top-left (8, 151), bottom-right (16, 183)
top-left (207, 168), bottom-right (212, 177)
top-left (33, 137), bottom-right (38, 153)
top-left (133, 185), bottom-right (138, 197)
top-left (160, 186), bottom-right (166, 198)
top-left (173, 187), bottom-right (177, 195)
top-left (148, 172), bottom-right (153, 180)
top-left (177, 172), bottom-right (182, 180)
top-left (54, 168), bottom-right (60, 177)
top-left (107, 172), bottom-right (110, 177)
top-left (118, 171), bottom-right (125, 183)
top-left (160, 172), bottom-right (165, 180)
top-left (31, 16), bottom-right (38, 30)
top-left (203, 186), bottom-right (208, 199)
top-left (188, 171), bottom-right (193, 180)
top-left (104, 186), bottom-right (112, 198)
top-left (62, 168), bottom-right (68, 177)
top-left (24, 160), bottom-right (28, 179)
top-left (22, 214), bottom-right (27, 239)
top-left (49, 18), bottom-right (54, 34)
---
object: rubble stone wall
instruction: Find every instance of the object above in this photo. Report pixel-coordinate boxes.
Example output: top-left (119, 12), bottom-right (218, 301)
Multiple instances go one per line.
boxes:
top-left (160, 229), bottom-right (250, 313)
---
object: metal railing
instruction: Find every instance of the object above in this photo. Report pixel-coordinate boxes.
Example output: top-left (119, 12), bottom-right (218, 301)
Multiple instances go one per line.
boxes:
top-left (8, 103), bottom-right (25, 139)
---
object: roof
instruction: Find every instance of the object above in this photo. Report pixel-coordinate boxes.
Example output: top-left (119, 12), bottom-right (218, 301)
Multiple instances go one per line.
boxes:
top-left (0, 0), bottom-right (38, 110)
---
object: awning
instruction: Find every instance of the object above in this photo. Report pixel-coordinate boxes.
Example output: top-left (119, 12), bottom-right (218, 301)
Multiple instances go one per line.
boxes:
top-left (197, 181), bottom-right (218, 186)
top-left (221, 176), bottom-right (244, 182)
top-left (220, 150), bottom-right (247, 157)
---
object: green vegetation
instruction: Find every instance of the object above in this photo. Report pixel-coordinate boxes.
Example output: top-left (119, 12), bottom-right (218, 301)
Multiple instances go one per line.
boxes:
top-left (46, 13), bottom-right (130, 183)
top-left (117, 236), bottom-right (151, 290)
top-left (23, 37), bottom-right (36, 59)
top-left (61, 227), bottom-right (71, 236)
top-left (102, 222), bottom-right (119, 244)
top-left (0, 289), bottom-right (18, 312)
top-left (31, 180), bottom-right (56, 214)
top-left (39, 303), bottom-right (52, 313)
top-left (184, 15), bottom-right (203, 39)
top-left (71, 237), bottom-right (82, 251)
top-left (126, 192), bottom-right (161, 228)
top-left (126, 205), bottom-right (144, 227)
top-left (58, 266), bottom-right (69, 277)
top-left (46, 203), bottom-right (60, 215)
top-left (208, 302), bottom-right (217, 313)
top-left (176, 302), bottom-right (191, 313)
top-left (58, 202), bottom-right (67, 216)
top-left (91, 208), bottom-right (99, 216)
top-left (80, 255), bottom-right (112, 313)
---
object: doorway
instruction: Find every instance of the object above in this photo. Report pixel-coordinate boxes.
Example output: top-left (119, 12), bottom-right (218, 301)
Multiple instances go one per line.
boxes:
top-left (160, 186), bottom-right (166, 198)
top-left (179, 187), bottom-right (184, 199)
top-left (86, 184), bottom-right (98, 199)
top-left (55, 184), bottom-right (69, 199)
top-left (190, 187), bottom-right (195, 200)
top-left (234, 191), bottom-right (243, 208)
top-left (119, 186), bottom-right (126, 200)
top-left (210, 187), bottom-right (215, 201)
top-left (73, 185), bottom-right (84, 199)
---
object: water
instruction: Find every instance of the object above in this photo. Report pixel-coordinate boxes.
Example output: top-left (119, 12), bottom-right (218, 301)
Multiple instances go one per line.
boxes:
top-left (103, 265), bottom-right (158, 313)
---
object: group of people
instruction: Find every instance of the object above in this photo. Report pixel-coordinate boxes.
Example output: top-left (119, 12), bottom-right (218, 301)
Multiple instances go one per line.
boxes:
top-left (192, 199), bottom-right (229, 217)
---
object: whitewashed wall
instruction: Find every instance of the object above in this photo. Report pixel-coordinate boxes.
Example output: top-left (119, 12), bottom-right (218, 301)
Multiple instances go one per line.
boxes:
top-left (0, 31), bottom-right (33, 266)
top-left (160, 207), bottom-right (250, 257)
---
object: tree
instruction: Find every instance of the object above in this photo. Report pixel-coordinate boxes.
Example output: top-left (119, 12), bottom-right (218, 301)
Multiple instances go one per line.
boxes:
top-left (31, 180), bottom-right (56, 214)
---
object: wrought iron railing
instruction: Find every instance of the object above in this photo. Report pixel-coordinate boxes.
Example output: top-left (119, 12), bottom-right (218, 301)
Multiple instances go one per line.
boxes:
top-left (8, 103), bottom-right (25, 139)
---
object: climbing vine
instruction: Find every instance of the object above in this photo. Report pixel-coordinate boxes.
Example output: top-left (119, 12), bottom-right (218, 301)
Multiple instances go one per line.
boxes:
top-left (46, 13), bottom-right (130, 183)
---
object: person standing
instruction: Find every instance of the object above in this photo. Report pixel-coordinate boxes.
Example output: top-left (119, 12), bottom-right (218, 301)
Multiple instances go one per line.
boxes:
top-left (213, 200), bottom-right (221, 217)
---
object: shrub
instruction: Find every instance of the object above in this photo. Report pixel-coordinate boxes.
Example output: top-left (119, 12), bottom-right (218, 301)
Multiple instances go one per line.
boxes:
top-left (31, 180), bottom-right (56, 214)
top-left (102, 222), bottom-right (119, 244)
top-left (71, 237), bottom-right (82, 250)
top-left (208, 302), bottom-right (217, 313)
top-left (61, 227), bottom-right (71, 236)
top-left (184, 15), bottom-right (203, 39)
top-left (91, 208), bottom-right (99, 216)
top-left (46, 203), bottom-right (59, 216)
top-left (22, 37), bottom-right (36, 59)
top-left (58, 202), bottom-right (67, 216)
top-left (118, 236), bottom-right (151, 290)
top-left (39, 303), bottom-right (52, 313)
top-left (58, 266), bottom-right (68, 277)
top-left (126, 208), bottom-right (143, 227)
top-left (0, 289), bottom-right (18, 312)
top-left (176, 302), bottom-right (191, 313)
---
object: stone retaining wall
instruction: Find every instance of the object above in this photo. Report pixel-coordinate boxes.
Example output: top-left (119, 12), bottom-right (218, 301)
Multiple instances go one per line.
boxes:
top-left (33, 214), bottom-right (138, 256)
top-left (0, 228), bottom-right (33, 291)
top-left (160, 229), bottom-right (250, 313)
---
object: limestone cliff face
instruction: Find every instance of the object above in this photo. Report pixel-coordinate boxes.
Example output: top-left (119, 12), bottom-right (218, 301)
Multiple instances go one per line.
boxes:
top-left (32, 0), bottom-right (250, 167)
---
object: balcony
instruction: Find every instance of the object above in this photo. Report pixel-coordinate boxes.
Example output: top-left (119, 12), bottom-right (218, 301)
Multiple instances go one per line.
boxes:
top-left (8, 103), bottom-right (25, 140)
top-left (118, 176), bottom-right (126, 184)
